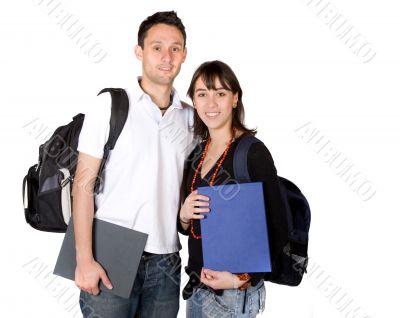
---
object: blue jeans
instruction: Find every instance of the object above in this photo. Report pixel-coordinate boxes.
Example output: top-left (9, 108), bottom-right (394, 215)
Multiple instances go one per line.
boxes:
top-left (186, 280), bottom-right (266, 318)
top-left (79, 252), bottom-right (181, 318)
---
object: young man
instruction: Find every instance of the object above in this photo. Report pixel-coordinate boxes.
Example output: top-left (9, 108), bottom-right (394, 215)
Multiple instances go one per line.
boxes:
top-left (73, 11), bottom-right (194, 318)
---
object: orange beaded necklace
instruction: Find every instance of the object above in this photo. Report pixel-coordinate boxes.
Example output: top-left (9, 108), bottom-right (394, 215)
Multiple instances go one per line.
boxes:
top-left (190, 129), bottom-right (236, 239)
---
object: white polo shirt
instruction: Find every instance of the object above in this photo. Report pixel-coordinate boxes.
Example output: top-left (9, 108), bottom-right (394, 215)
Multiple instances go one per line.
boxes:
top-left (77, 78), bottom-right (195, 254)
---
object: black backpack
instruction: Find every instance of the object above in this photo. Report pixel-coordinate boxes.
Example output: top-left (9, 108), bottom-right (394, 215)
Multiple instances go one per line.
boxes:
top-left (233, 135), bottom-right (311, 286)
top-left (22, 88), bottom-right (129, 232)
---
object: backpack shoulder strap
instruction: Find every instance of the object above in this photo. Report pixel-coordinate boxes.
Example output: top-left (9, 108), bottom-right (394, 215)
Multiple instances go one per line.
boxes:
top-left (94, 88), bottom-right (129, 193)
top-left (98, 88), bottom-right (129, 150)
top-left (233, 135), bottom-right (262, 182)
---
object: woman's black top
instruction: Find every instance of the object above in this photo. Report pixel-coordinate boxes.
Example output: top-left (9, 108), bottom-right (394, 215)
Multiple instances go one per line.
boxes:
top-left (178, 134), bottom-right (288, 299)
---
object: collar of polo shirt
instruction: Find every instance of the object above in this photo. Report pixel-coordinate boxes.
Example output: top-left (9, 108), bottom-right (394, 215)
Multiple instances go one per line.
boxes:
top-left (132, 77), bottom-right (183, 111)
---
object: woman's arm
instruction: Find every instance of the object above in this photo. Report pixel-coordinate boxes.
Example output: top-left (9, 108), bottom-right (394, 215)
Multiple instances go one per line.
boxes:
top-left (177, 148), bottom-right (211, 234)
top-left (247, 142), bottom-right (288, 272)
top-left (177, 166), bottom-right (191, 234)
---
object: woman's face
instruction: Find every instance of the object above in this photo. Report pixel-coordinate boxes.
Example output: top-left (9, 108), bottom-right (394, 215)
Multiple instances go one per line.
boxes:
top-left (193, 77), bottom-right (238, 133)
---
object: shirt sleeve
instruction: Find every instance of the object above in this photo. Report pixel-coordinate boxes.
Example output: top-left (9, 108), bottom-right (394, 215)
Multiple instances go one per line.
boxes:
top-left (247, 142), bottom-right (288, 275)
top-left (77, 92), bottom-right (111, 159)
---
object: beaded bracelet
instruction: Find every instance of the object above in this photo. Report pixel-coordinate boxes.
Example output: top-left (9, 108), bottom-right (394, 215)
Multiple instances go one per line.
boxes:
top-left (180, 218), bottom-right (190, 224)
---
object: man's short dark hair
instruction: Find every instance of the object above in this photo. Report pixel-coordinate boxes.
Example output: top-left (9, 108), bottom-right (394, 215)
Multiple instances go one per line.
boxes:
top-left (138, 11), bottom-right (186, 48)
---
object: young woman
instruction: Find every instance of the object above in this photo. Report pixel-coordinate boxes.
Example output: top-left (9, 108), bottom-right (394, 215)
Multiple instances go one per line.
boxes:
top-left (178, 60), bottom-right (288, 317)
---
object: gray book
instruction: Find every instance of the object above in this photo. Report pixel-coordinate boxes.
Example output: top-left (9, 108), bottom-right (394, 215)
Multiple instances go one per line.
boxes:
top-left (53, 217), bottom-right (148, 298)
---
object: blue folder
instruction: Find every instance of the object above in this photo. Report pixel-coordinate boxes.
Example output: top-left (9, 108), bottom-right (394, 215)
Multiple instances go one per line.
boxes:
top-left (199, 182), bottom-right (271, 273)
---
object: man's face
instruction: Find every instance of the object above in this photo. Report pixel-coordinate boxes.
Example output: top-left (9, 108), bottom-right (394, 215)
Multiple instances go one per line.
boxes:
top-left (135, 23), bottom-right (187, 87)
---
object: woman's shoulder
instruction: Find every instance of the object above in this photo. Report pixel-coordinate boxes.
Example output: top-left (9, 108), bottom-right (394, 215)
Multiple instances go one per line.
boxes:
top-left (249, 140), bottom-right (273, 160)
top-left (235, 133), bottom-right (274, 161)
top-left (235, 133), bottom-right (277, 176)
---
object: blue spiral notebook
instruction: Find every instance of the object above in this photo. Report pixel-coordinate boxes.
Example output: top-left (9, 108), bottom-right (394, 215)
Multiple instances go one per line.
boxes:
top-left (199, 182), bottom-right (271, 273)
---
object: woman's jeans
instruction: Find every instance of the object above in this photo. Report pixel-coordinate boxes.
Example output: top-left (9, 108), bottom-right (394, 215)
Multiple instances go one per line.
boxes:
top-left (186, 280), bottom-right (266, 318)
top-left (79, 252), bottom-right (181, 318)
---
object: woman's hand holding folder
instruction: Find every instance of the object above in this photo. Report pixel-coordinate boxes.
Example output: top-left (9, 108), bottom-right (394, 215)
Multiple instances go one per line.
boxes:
top-left (179, 190), bottom-right (210, 227)
top-left (200, 268), bottom-right (247, 290)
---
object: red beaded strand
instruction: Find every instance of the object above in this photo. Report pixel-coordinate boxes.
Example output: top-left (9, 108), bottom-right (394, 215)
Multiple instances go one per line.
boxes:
top-left (190, 130), bottom-right (236, 239)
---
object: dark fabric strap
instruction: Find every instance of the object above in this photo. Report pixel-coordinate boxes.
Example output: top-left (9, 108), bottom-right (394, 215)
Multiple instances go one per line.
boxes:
top-left (94, 88), bottom-right (129, 194)
top-left (233, 135), bottom-right (262, 183)
top-left (234, 135), bottom-right (297, 233)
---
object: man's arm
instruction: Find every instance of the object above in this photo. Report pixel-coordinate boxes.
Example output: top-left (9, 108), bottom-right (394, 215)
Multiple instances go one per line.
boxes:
top-left (72, 152), bottom-right (112, 295)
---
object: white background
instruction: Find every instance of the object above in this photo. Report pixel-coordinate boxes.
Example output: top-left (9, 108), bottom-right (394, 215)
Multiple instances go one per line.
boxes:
top-left (1, 0), bottom-right (399, 317)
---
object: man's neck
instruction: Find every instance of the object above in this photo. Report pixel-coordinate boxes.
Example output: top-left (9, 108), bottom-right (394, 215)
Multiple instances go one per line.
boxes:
top-left (139, 77), bottom-right (173, 109)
